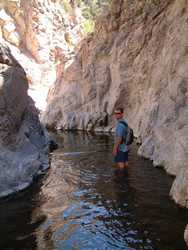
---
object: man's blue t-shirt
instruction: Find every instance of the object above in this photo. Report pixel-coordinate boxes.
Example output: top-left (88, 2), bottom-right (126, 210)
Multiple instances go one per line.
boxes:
top-left (115, 119), bottom-right (128, 152)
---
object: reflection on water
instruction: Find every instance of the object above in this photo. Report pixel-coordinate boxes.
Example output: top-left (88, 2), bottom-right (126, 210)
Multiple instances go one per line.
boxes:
top-left (0, 132), bottom-right (188, 250)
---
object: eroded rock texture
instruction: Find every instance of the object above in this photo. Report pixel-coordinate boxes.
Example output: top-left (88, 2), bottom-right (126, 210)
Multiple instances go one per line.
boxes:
top-left (0, 42), bottom-right (49, 197)
top-left (0, 0), bottom-right (83, 110)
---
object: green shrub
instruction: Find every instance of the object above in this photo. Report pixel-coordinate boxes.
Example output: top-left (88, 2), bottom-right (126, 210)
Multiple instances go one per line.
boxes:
top-left (82, 19), bottom-right (94, 34)
top-left (58, 0), bottom-right (112, 34)
top-left (59, 0), bottom-right (71, 12)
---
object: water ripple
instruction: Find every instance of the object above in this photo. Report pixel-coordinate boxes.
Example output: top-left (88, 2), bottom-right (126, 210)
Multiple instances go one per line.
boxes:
top-left (0, 133), bottom-right (188, 250)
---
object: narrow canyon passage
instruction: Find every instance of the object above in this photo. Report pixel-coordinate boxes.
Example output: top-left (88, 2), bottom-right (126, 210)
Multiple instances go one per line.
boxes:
top-left (0, 132), bottom-right (187, 250)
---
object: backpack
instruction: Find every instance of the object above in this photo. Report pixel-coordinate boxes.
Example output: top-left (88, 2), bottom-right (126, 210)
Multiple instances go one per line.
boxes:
top-left (119, 121), bottom-right (134, 145)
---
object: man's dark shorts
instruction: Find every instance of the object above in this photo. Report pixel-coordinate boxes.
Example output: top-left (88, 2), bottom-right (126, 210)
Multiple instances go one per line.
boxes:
top-left (114, 150), bottom-right (128, 163)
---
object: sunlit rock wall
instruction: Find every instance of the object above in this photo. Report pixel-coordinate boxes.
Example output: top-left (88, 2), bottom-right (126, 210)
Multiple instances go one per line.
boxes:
top-left (184, 225), bottom-right (188, 247)
top-left (0, 42), bottom-right (49, 197)
top-left (43, 0), bottom-right (188, 208)
top-left (0, 0), bottom-right (83, 110)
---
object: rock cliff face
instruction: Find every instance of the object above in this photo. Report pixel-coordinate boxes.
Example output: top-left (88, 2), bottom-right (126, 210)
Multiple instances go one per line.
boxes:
top-left (43, 0), bottom-right (188, 208)
top-left (0, 42), bottom-right (49, 197)
top-left (0, 0), bottom-right (83, 110)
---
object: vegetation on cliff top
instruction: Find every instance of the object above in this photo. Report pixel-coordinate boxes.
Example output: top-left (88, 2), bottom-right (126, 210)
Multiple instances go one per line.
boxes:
top-left (59, 0), bottom-right (112, 34)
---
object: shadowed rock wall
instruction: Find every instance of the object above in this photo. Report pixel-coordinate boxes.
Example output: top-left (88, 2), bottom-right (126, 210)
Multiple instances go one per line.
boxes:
top-left (0, 42), bottom-right (49, 197)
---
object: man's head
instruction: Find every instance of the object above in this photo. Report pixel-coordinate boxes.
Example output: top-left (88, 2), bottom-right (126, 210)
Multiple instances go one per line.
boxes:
top-left (114, 107), bottom-right (124, 120)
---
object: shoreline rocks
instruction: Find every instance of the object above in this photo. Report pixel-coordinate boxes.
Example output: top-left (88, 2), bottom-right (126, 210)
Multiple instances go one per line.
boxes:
top-left (0, 42), bottom-right (52, 198)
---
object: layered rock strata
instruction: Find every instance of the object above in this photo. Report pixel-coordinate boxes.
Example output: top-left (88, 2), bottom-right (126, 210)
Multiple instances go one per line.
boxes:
top-left (0, 42), bottom-right (50, 197)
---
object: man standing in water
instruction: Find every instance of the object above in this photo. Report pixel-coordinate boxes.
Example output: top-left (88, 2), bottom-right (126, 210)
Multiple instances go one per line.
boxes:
top-left (113, 108), bottom-right (129, 169)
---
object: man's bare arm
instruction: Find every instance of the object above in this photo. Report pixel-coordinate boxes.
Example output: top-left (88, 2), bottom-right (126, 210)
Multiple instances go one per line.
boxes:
top-left (113, 137), bottom-right (122, 156)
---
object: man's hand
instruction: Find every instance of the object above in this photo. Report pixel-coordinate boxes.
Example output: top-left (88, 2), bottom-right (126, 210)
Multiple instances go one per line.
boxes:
top-left (113, 137), bottom-right (122, 156)
top-left (113, 147), bottom-right (118, 156)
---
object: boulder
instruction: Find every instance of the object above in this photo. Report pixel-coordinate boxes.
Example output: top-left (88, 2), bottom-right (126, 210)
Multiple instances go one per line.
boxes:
top-left (0, 42), bottom-right (50, 197)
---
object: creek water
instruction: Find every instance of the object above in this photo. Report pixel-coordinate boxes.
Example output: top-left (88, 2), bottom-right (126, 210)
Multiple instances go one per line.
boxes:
top-left (0, 132), bottom-right (188, 250)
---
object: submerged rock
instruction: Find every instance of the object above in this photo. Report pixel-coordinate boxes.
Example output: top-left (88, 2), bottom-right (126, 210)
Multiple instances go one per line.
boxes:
top-left (0, 42), bottom-right (50, 198)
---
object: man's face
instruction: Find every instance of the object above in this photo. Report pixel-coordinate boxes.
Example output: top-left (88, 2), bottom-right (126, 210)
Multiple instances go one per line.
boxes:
top-left (114, 110), bottom-right (123, 120)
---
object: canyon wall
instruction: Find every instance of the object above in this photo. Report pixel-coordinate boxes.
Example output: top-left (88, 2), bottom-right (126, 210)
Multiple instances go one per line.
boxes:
top-left (0, 0), bottom-right (83, 110)
top-left (0, 42), bottom-right (50, 197)
top-left (43, 0), bottom-right (188, 210)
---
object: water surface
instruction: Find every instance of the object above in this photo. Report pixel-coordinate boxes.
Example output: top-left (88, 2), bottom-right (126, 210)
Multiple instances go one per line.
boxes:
top-left (0, 132), bottom-right (188, 250)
